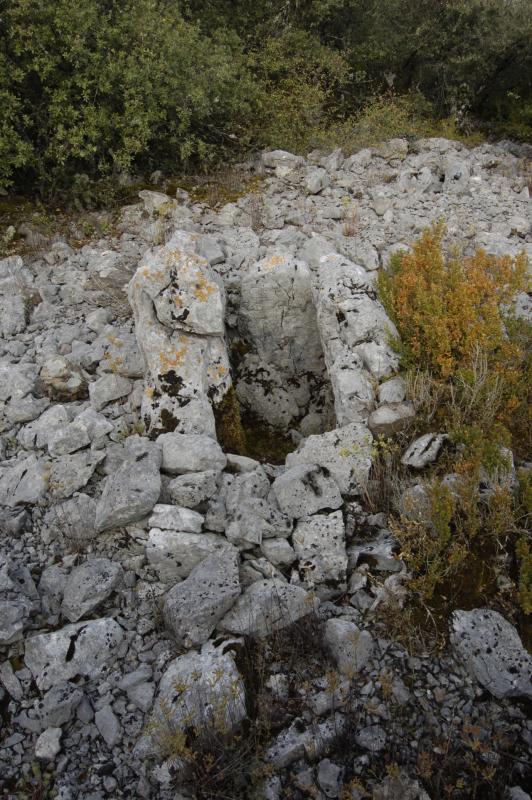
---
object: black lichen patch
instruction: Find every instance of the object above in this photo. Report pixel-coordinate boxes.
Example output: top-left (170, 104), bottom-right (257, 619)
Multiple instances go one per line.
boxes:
top-left (159, 370), bottom-right (186, 398)
top-left (159, 408), bottom-right (178, 433)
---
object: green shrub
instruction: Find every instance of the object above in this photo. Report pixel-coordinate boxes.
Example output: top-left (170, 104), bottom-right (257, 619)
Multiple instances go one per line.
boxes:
top-left (1, 0), bottom-right (257, 194)
top-left (377, 225), bottom-right (531, 624)
top-left (248, 29), bottom-right (352, 154)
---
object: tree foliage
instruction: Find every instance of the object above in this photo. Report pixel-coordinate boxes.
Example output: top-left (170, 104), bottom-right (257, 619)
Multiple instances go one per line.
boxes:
top-left (1, 0), bottom-right (531, 196)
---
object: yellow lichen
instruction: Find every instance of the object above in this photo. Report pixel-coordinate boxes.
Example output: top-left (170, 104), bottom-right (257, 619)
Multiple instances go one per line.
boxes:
top-left (159, 347), bottom-right (187, 371)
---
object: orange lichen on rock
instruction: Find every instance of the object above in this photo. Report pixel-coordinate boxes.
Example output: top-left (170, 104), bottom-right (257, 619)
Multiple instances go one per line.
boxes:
top-left (193, 275), bottom-right (216, 302)
top-left (159, 347), bottom-right (187, 371)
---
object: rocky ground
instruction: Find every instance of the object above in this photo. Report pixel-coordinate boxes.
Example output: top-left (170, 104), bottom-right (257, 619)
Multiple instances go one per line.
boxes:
top-left (0, 137), bottom-right (531, 799)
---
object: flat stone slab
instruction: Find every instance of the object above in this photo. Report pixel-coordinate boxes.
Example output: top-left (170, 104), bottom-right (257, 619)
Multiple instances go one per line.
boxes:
top-left (450, 609), bottom-right (532, 700)
top-left (25, 618), bottom-right (124, 690)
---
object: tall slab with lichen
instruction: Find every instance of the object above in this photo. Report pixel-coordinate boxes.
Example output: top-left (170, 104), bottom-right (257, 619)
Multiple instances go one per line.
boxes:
top-left (128, 231), bottom-right (231, 437)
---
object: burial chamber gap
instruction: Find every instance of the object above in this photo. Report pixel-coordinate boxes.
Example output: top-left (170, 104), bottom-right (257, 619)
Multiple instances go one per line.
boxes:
top-left (128, 230), bottom-right (400, 463)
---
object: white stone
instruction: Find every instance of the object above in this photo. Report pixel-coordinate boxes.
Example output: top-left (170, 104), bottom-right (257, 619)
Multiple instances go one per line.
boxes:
top-left (323, 618), bottom-right (374, 676)
top-left (220, 578), bottom-right (318, 637)
top-left (157, 432), bottom-right (226, 474)
top-left (147, 529), bottom-right (231, 582)
top-left (35, 728), bottom-right (62, 761)
top-left (293, 511), bottom-right (347, 591)
top-left (272, 464), bottom-right (342, 518)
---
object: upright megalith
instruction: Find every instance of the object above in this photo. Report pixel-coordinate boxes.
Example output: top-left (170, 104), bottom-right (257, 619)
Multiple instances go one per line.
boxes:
top-left (128, 231), bottom-right (231, 437)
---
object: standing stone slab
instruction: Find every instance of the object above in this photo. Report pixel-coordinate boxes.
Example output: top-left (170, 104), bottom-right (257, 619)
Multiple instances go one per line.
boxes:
top-left (128, 231), bottom-right (231, 436)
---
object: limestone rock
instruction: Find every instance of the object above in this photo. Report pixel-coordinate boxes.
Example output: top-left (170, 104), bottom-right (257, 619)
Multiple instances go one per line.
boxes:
top-left (0, 363), bottom-right (37, 402)
top-left (260, 538), bottom-right (297, 567)
top-left (235, 355), bottom-right (300, 428)
top-left (168, 469), bottom-right (219, 508)
top-left (148, 504), bottom-right (203, 533)
top-left (89, 373), bottom-right (132, 410)
top-left (147, 529), bottom-right (232, 582)
top-left (128, 231), bottom-right (231, 436)
top-left (378, 376), bottom-right (406, 404)
top-left (48, 450), bottom-right (105, 500)
top-left (238, 252), bottom-right (324, 382)
top-left (35, 727), bottom-right (62, 761)
top-left (36, 683), bottom-right (83, 728)
top-left (286, 424), bottom-right (373, 495)
top-left (95, 705), bottom-right (122, 747)
top-left (25, 618), bottom-right (124, 690)
top-left (39, 356), bottom-right (87, 401)
top-left (44, 494), bottom-right (98, 543)
top-left (226, 497), bottom-right (293, 548)
top-left (368, 402), bottom-right (415, 436)
top-left (272, 464), bottom-right (342, 519)
top-left (95, 440), bottom-right (161, 531)
top-left (157, 432), bottom-right (226, 474)
top-left (0, 599), bottom-right (30, 644)
top-left (61, 558), bottom-right (123, 622)
top-left (47, 407), bottom-right (113, 456)
top-left (0, 455), bottom-right (49, 506)
top-left (293, 512), bottom-right (347, 592)
top-left (324, 618), bottom-right (374, 676)
top-left (220, 578), bottom-right (318, 637)
top-left (163, 549), bottom-right (241, 647)
top-left (401, 433), bottom-right (447, 469)
top-left (450, 609), bottom-right (532, 700)
top-left (135, 642), bottom-right (246, 758)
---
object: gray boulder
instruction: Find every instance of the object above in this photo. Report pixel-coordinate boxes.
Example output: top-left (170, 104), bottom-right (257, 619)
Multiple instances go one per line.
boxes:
top-left (226, 497), bottom-right (292, 548)
top-left (168, 469), bottom-right (219, 508)
top-left (61, 558), bottom-right (123, 622)
top-left (36, 683), bottom-right (83, 728)
top-left (220, 578), bottom-right (318, 637)
top-left (286, 424), bottom-right (373, 495)
top-left (135, 642), bottom-right (246, 758)
top-left (0, 455), bottom-right (49, 506)
top-left (368, 402), bottom-right (415, 436)
top-left (293, 511), bottom-right (347, 593)
top-left (148, 504), bottom-right (203, 533)
top-left (95, 439), bottom-right (161, 531)
top-left (25, 618), bottom-right (124, 690)
top-left (272, 464), bottom-right (342, 519)
top-left (48, 450), bottom-right (105, 500)
top-left (163, 549), bottom-right (241, 647)
top-left (147, 529), bottom-right (231, 582)
top-left (44, 494), bottom-right (98, 543)
top-left (450, 609), bottom-right (532, 700)
top-left (324, 618), bottom-right (374, 676)
top-left (0, 599), bottom-right (30, 644)
top-left (89, 374), bottom-right (132, 411)
top-left (401, 432), bottom-right (447, 469)
top-left (35, 727), bottom-right (62, 761)
top-left (39, 356), bottom-right (87, 401)
top-left (157, 432), bottom-right (226, 474)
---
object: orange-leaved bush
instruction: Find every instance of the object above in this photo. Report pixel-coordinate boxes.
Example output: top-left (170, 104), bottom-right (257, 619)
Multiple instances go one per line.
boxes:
top-left (377, 221), bottom-right (528, 379)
